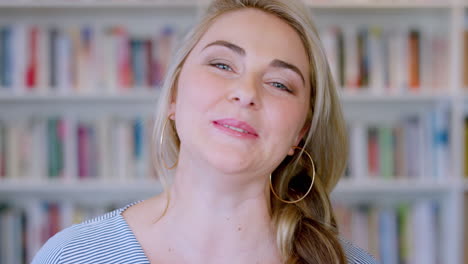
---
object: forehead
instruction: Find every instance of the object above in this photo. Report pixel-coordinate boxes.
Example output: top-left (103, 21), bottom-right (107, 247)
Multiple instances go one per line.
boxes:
top-left (195, 9), bottom-right (310, 77)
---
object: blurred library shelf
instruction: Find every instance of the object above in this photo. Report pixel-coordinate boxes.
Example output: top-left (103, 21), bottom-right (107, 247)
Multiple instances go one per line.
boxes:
top-left (339, 92), bottom-right (451, 103)
top-left (332, 178), bottom-right (456, 203)
top-left (308, 0), bottom-right (450, 9)
top-left (0, 178), bottom-right (455, 196)
top-left (0, 0), bottom-right (467, 264)
top-left (0, 0), bottom-right (453, 8)
top-left (334, 178), bottom-right (457, 193)
top-left (0, 92), bottom-right (158, 102)
top-left (0, 180), bottom-right (161, 203)
top-left (0, 0), bottom-right (202, 8)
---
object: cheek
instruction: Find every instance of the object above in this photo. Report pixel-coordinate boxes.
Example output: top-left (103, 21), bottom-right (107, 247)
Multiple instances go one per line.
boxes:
top-left (267, 100), bottom-right (308, 144)
top-left (176, 67), bottom-right (224, 111)
top-left (173, 65), bottom-right (227, 143)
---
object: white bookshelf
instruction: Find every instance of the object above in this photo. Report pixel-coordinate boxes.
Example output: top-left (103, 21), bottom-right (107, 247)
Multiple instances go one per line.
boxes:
top-left (0, 0), bottom-right (452, 8)
top-left (0, 0), bottom-right (201, 8)
top-left (0, 1), bottom-right (466, 264)
top-left (0, 179), bottom-right (455, 202)
top-left (0, 180), bottom-right (161, 204)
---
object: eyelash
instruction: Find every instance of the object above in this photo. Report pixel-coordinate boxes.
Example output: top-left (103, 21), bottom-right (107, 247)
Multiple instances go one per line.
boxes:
top-left (210, 62), bottom-right (233, 72)
top-left (271, 82), bottom-right (293, 94)
top-left (210, 62), bottom-right (293, 94)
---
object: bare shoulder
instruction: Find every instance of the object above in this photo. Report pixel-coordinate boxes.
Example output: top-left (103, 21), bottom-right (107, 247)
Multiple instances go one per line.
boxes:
top-left (121, 194), bottom-right (171, 262)
top-left (122, 194), bottom-right (167, 227)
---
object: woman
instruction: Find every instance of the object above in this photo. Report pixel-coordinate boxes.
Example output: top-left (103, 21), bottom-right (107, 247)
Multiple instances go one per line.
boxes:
top-left (33, 0), bottom-right (379, 263)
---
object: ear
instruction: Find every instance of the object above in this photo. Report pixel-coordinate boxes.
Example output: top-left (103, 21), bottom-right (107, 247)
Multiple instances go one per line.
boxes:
top-left (168, 101), bottom-right (176, 120)
top-left (287, 124), bottom-right (310, 156)
top-left (167, 82), bottom-right (180, 120)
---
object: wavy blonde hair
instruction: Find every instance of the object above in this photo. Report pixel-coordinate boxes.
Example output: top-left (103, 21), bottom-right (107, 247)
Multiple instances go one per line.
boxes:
top-left (151, 0), bottom-right (349, 263)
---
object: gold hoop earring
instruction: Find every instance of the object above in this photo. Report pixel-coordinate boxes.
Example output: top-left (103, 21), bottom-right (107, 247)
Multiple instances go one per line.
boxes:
top-left (160, 114), bottom-right (178, 170)
top-left (269, 146), bottom-right (315, 204)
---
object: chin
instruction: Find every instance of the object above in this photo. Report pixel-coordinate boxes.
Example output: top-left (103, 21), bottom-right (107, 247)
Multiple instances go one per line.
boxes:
top-left (203, 147), bottom-right (254, 175)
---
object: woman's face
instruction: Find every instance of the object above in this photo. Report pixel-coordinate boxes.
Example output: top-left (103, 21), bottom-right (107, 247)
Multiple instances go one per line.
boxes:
top-left (172, 8), bottom-right (311, 178)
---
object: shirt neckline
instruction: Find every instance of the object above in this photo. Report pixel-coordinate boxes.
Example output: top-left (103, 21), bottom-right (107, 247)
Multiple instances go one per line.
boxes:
top-left (116, 200), bottom-right (152, 263)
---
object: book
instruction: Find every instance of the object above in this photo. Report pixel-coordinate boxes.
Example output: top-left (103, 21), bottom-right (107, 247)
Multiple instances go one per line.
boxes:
top-left (320, 25), bottom-right (447, 94)
top-left (334, 200), bottom-right (440, 264)
top-left (0, 115), bottom-right (156, 182)
top-left (465, 118), bottom-right (468, 178)
top-left (346, 109), bottom-right (449, 180)
top-left (0, 24), bottom-right (179, 94)
top-left (0, 201), bottom-right (134, 263)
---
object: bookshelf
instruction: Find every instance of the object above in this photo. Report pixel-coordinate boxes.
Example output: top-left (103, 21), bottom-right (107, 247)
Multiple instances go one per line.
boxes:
top-left (0, 0), bottom-right (466, 264)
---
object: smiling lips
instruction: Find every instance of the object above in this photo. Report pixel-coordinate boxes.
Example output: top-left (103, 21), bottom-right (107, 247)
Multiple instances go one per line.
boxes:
top-left (213, 119), bottom-right (259, 138)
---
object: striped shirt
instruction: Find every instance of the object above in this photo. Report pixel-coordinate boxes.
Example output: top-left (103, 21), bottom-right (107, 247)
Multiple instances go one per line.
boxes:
top-left (32, 201), bottom-right (379, 264)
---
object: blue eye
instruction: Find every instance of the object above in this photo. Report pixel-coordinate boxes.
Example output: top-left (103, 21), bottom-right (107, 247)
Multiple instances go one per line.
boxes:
top-left (212, 63), bottom-right (233, 72)
top-left (272, 82), bottom-right (292, 93)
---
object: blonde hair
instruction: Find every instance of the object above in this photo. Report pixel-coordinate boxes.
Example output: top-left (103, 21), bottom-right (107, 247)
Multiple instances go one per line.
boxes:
top-left (151, 0), bottom-right (349, 263)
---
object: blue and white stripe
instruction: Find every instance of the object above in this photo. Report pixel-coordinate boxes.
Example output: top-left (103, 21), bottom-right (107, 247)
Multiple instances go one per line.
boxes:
top-left (32, 202), bottom-right (379, 264)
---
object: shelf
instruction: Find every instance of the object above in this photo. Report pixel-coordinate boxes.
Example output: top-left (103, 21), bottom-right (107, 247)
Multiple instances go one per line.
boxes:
top-left (339, 92), bottom-right (451, 104)
top-left (0, 179), bottom-right (454, 202)
top-left (331, 179), bottom-right (454, 203)
top-left (0, 0), bottom-right (200, 8)
top-left (0, 2), bottom-right (463, 263)
top-left (0, 92), bottom-right (160, 116)
top-left (1, 92), bottom-right (447, 118)
top-left (0, 180), bottom-right (162, 203)
top-left (0, 91), bottom-right (159, 103)
top-left (0, 91), bottom-right (447, 104)
top-left (0, 0), bottom-right (450, 9)
top-left (308, 0), bottom-right (450, 9)
top-left (339, 92), bottom-right (451, 121)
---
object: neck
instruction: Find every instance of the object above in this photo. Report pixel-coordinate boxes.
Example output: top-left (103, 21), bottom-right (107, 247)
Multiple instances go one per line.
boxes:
top-left (152, 149), bottom-right (280, 263)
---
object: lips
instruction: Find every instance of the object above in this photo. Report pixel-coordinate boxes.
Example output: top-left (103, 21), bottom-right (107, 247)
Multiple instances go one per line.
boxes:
top-left (213, 118), bottom-right (259, 137)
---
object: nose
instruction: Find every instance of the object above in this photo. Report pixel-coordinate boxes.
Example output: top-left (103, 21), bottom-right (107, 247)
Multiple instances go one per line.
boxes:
top-left (228, 76), bottom-right (260, 109)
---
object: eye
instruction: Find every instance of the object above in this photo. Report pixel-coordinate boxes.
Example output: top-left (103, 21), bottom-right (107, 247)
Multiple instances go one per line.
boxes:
top-left (271, 82), bottom-right (293, 93)
top-left (210, 62), bottom-right (233, 72)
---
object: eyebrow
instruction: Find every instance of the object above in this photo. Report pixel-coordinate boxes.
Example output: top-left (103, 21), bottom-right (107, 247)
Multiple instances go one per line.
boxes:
top-left (203, 40), bottom-right (305, 85)
top-left (203, 40), bottom-right (246, 56)
top-left (270, 59), bottom-right (305, 86)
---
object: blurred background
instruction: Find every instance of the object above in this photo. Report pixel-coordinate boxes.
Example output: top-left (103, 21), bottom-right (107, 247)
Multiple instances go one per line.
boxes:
top-left (0, 0), bottom-right (466, 263)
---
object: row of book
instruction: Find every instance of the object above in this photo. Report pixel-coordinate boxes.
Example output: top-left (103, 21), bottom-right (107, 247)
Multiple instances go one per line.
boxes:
top-left (313, 0), bottom-right (444, 3)
top-left (346, 108), bottom-right (450, 180)
top-left (0, 24), bottom-right (178, 94)
top-left (0, 199), bottom-right (443, 264)
top-left (0, 110), bottom-right (450, 181)
top-left (320, 26), bottom-right (448, 94)
top-left (334, 200), bottom-right (441, 264)
top-left (463, 30), bottom-right (468, 88)
top-left (0, 201), bottom-right (122, 264)
top-left (0, 116), bottom-right (157, 181)
top-left (465, 194), bottom-right (468, 264)
top-left (463, 118), bottom-right (468, 178)
top-left (0, 23), bottom-right (449, 95)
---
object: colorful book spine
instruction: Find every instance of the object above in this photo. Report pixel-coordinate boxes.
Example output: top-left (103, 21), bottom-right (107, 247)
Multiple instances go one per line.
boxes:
top-left (408, 29), bottom-right (420, 91)
top-left (0, 24), bottom-right (178, 94)
top-left (0, 116), bottom-right (156, 181)
top-left (0, 26), bottom-right (13, 88)
top-left (0, 201), bottom-right (134, 263)
top-left (346, 109), bottom-right (449, 180)
top-left (320, 25), bottom-right (445, 94)
top-left (26, 26), bottom-right (38, 90)
top-left (0, 121), bottom-right (5, 178)
top-left (464, 118), bottom-right (468, 178)
top-left (334, 200), bottom-right (441, 264)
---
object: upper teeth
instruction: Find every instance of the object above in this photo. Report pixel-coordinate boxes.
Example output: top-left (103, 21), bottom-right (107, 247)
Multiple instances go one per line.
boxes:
top-left (222, 124), bottom-right (249, 134)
